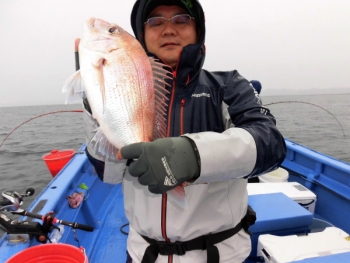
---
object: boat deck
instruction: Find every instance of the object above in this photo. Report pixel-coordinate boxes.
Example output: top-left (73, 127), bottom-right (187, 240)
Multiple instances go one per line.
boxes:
top-left (0, 146), bottom-right (129, 262)
top-left (1, 140), bottom-right (350, 262)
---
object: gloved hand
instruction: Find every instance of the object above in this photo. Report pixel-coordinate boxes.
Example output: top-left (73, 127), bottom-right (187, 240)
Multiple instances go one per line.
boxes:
top-left (118, 137), bottom-right (200, 194)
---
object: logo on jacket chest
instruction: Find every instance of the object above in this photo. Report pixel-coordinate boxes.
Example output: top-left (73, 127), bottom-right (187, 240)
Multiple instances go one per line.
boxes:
top-left (191, 93), bottom-right (211, 98)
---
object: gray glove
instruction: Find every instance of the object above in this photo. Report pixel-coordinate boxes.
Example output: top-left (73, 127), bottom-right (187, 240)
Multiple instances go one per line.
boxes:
top-left (119, 137), bottom-right (200, 194)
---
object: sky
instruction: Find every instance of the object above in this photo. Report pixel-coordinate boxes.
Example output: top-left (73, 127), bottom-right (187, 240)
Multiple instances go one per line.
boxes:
top-left (0, 0), bottom-right (349, 107)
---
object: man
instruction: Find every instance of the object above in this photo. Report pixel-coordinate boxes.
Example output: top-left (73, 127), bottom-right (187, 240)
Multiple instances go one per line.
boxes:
top-left (84, 0), bottom-right (286, 262)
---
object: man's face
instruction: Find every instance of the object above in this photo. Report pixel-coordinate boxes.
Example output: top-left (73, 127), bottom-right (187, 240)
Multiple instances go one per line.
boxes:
top-left (144, 5), bottom-right (198, 69)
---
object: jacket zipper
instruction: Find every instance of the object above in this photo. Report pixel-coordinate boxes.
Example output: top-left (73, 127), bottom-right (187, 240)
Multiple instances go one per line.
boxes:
top-left (180, 99), bottom-right (186, 135)
top-left (162, 101), bottom-right (185, 263)
top-left (166, 71), bottom-right (177, 137)
top-left (161, 192), bottom-right (172, 263)
top-left (161, 194), bottom-right (170, 242)
top-left (162, 70), bottom-right (177, 263)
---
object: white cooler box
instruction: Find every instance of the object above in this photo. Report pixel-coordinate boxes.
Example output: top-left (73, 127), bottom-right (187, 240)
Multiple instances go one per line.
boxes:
top-left (247, 182), bottom-right (317, 213)
top-left (257, 227), bottom-right (350, 262)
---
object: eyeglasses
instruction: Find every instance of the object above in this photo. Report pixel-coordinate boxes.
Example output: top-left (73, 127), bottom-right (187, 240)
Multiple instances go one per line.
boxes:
top-left (144, 14), bottom-right (195, 28)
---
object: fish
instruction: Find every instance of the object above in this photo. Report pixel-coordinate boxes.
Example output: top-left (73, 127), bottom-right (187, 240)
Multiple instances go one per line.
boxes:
top-left (63, 18), bottom-right (188, 209)
top-left (67, 192), bottom-right (84, 208)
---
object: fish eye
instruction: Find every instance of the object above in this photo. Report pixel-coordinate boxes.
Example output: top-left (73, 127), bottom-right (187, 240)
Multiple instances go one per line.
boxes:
top-left (108, 27), bottom-right (121, 34)
top-left (108, 27), bottom-right (116, 33)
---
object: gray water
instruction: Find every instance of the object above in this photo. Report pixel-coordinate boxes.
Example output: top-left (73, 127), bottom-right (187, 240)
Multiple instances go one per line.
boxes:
top-left (263, 94), bottom-right (350, 162)
top-left (0, 94), bottom-right (349, 235)
top-left (0, 104), bottom-right (85, 209)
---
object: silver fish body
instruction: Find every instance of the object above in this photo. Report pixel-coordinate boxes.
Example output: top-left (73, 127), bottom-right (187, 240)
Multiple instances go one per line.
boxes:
top-left (63, 18), bottom-right (190, 209)
top-left (79, 18), bottom-right (163, 150)
top-left (64, 18), bottom-right (170, 157)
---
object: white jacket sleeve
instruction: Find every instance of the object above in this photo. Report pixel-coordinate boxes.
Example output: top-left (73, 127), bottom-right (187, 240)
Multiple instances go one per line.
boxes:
top-left (184, 128), bottom-right (256, 184)
top-left (183, 78), bottom-right (285, 183)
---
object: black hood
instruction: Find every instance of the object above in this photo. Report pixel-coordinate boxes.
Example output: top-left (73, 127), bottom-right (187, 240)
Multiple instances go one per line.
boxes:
top-left (130, 0), bottom-right (206, 82)
top-left (131, 0), bottom-right (206, 49)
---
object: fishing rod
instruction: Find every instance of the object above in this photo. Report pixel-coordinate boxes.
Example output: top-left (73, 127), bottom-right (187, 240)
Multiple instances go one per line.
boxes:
top-left (0, 188), bottom-right (93, 243)
top-left (75, 38), bottom-right (94, 115)
top-left (0, 110), bottom-right (83, 150)
top-left (264, 101), bottom-right (347, 140)
top-left (75, 38), bottom-right (80, 71)
top-left (0, 39), bottom-right (84, 150)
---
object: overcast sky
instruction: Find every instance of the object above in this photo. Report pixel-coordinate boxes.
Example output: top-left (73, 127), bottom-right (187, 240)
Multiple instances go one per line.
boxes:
top-left (1, 0), bottom-right (349, 107)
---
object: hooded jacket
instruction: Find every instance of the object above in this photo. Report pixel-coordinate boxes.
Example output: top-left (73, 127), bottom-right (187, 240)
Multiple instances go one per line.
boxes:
top-left (85, 0), bottom-right (286, 262)
top-left (130, 0), bottom-right (286, 176)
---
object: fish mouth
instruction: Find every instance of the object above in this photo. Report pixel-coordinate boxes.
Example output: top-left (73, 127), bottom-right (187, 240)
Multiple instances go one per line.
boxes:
top-left (86, 37), bottom-right (115, 42)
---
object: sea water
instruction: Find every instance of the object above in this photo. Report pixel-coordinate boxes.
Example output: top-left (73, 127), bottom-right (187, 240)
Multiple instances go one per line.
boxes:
top-left (0, 94), bottom-right (349, 236)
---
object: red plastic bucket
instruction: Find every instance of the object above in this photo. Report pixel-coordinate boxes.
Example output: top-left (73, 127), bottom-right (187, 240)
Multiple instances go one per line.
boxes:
top-left (42, 149), bottom-right (75, 177)
top-left (6, 244), bottom-right (88, 263)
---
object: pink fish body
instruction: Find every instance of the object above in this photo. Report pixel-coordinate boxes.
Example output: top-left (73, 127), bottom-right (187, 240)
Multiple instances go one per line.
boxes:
top-left (67, 192), bottom-right (84, 208)
top-left (63, 18), bottom-right (189, 208)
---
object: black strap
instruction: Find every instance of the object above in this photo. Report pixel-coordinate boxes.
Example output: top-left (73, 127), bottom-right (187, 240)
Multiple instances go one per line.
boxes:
top-left (141, 221), bottom-right (243, 263)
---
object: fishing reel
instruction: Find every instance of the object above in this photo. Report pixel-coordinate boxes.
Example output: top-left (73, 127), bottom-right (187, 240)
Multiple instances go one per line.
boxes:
top-left (0, 188), bottom-right (35, 212)
top-left (0, 188), bottom-right (61, 243)
top-left (0, 188), bottom-right (94, 244)
top-left (0, 188), bottom-right (48, 243)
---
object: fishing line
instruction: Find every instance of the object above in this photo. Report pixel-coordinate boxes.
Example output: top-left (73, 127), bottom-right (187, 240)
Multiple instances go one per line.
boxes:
top-left (0, 110), bottom-right (83, 150)
top-left (0, 43), bottom-right (83, 151)
top-left (264, 101), bottom-right (347, 141)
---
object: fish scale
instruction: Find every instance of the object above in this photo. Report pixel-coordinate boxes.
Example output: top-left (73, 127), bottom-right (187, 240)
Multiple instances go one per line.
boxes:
top-left (102, 51), bottom-right (153, 146)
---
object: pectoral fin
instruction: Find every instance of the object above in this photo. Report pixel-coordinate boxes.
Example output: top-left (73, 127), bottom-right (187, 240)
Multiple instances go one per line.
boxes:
top-left (89, 127), bottom-right (119, 162)
top-left (62, 70), bottom-right (86, 104)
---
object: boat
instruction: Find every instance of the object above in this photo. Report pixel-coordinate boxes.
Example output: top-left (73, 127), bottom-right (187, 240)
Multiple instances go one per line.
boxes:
top-left (1, 138), bottom-right (349, 262)
top-left (1, 83), bottom-right (350, 262)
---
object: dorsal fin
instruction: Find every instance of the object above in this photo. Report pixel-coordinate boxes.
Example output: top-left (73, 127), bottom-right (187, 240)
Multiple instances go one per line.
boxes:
top-left (149, 57), bottom-right (172, 139)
